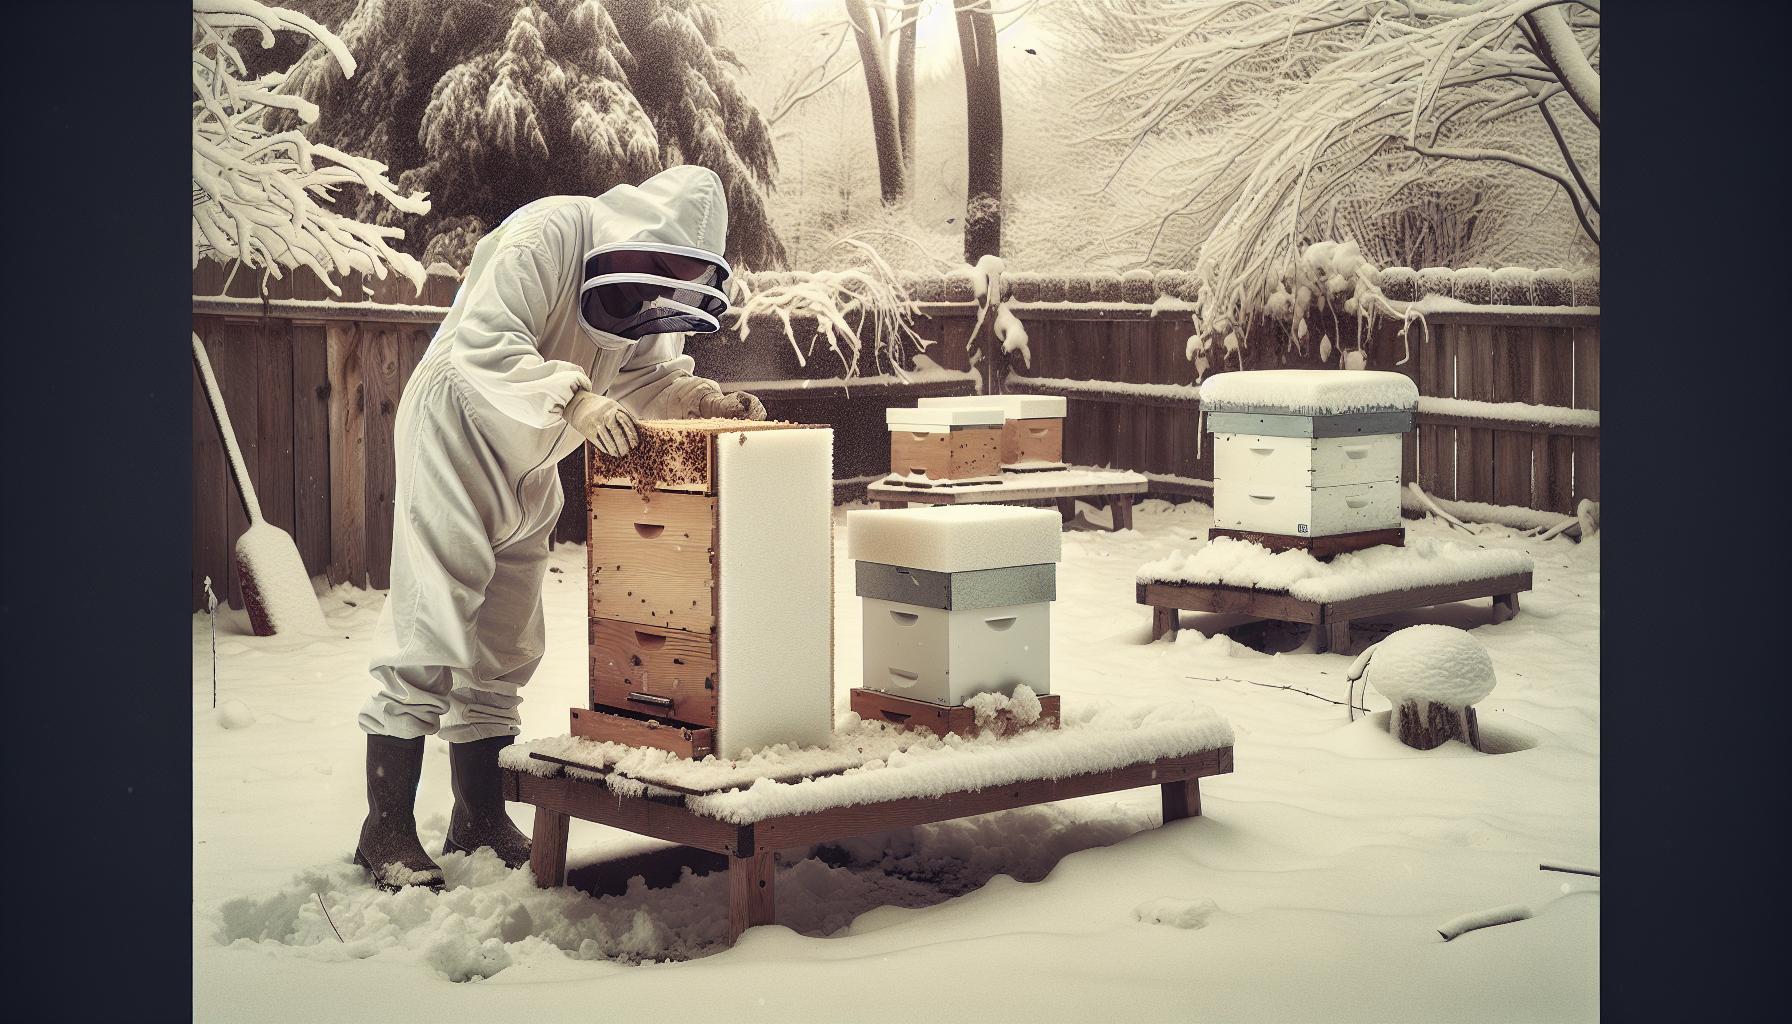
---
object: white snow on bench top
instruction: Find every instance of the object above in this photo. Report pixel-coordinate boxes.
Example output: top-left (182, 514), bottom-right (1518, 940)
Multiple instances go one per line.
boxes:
top-left (873, 466), bottom-right (1147, 497)
top-left (501, 698), bottom-right (1232, 825)
top-left (1198, 370), bottom-right (1418, 415)
top-left (1137, 535), bottom-right (1532, 604)
top-left (1418, 396), bottom-right (1600, 429)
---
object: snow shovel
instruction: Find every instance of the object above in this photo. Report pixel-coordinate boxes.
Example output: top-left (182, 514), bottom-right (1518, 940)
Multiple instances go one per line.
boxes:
top-left (192, 331), bottom-right (329, 637)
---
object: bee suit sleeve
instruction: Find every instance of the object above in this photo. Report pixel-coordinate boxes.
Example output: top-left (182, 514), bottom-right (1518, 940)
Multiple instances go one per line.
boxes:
top-left (603, 331), bottom-right (727, 420)
top-left (447, 239), bottom-right (594, 429)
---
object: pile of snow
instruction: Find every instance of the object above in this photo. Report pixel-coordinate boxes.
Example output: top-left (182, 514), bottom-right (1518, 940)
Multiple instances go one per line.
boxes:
top-left (504, 698), bottom-right (1234, 825)
top-left (965, 684), bottom-right (1046, 729)
top-left (236, 523), bottom-right (329, 636)
top-left (1134, 896), bottom-right (1220, 929)
top-left (1360, 625), bottom-right (1497, 707)
top-left (1198, 369), bottom-right (1417, 415)
top-left (970, 254), bottom-right (1032, 369)
top-left (1137, 536), bottom-right (1532, 604)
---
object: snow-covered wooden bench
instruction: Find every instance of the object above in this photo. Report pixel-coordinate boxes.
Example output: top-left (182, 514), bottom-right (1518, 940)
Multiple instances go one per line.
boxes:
top-left (500, 703), bottom-right (1234, 945)
top-left (1136, 535), bottom-right (1533, 654)
top-left (865, 467), bottom-right (1150, 531)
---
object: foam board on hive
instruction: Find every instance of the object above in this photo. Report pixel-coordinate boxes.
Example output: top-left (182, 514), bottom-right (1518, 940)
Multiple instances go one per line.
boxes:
top-left (917, 394), bottom-right (1067, 420)
top-left (847, 505), bottom-right (1062, 574)
top-left (886, 406), bottom-right (1006, 429)
top-left (1198, 369), bottom-right (1419, 416)
top-left (860, 597), bottom-right (1051, 705)
top-left (715, 425), bottom-right (834, 756)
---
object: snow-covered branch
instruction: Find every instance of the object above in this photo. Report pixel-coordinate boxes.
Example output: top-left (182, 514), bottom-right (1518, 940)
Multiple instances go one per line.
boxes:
top-left (192, 0), bottom-right (430, 296)
top-left (730, 238), bottom-right (929, 380)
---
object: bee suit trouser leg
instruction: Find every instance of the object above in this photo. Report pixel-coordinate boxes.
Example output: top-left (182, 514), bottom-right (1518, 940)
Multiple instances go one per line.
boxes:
top-left (357, 351), bottom-right (570, 743)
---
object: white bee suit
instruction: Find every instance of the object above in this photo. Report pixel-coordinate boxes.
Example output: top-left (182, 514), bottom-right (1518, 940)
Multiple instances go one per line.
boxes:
top-left (360, 166), bottom-right (733, 741)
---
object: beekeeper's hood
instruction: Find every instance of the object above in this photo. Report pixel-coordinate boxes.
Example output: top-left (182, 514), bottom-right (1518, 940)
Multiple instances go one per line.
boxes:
top-left (579, 165), bottom-right (732, 348)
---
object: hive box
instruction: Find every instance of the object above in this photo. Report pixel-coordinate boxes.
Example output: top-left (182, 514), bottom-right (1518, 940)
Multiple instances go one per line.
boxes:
top-left (885, 406), bottom-right (1004, 486)
top-left (584, 420), bottom-right (834, 759)
top-left (1200, 370), bottom-right (1415, 540)
top-left (917, 394), bottom-right (1068, 468)
top-left (848, 505), bottom-right (1061, 705)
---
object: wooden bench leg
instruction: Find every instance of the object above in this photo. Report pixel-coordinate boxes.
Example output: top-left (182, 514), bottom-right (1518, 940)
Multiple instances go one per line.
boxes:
top-left (1151, 606), bottom-right (1178, 642)
top-left (1162, 779), bottom-right (1201, 822)
top-left (878, 500), bottom-right (907, 510)
top-left (1056, 497), bottom-right (1077, 523)
top-left (1319, 619), bottom-right (1351, 655)
top-left (1492, 592), bottom-right (1520, 623)
top-left (727, 848), bottom-right (776, 945)
top-left (1109, 495), bottom-right (1135, 531)
top-left (529, 807), bottom-right (570, 888)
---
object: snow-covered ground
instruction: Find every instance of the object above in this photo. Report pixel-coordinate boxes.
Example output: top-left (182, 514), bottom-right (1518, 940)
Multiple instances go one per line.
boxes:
top-left (194, 499), bottom-right (1599, 1021)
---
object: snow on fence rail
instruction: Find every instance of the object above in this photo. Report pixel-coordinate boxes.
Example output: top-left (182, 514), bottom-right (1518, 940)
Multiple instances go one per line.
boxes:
top-left (192, 261), bottom-right (1597, 611)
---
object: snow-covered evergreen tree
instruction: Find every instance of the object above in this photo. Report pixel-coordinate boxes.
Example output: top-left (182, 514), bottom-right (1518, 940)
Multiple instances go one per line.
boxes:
top-left (275, 0), bottom-right (785, 269)
top-left (192, 0), bottom-right (430, 294)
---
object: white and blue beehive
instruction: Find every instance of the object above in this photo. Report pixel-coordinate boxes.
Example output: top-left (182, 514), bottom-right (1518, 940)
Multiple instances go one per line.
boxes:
top-left (847, 505), bottom-right (1062, 706)
top-left (1199, 370), bottom-right (1418, 538)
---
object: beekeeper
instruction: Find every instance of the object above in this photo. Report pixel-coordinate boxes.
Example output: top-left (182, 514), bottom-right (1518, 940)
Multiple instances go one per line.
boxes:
top-left (354, 166), bottom-right (766, 892)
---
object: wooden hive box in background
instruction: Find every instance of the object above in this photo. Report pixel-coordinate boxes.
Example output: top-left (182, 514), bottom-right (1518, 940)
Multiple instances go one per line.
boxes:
top-left (885, 406), bottom-right (1004, 486)
top-left (918, 394), bottom-right (1068, 469)
top-left (582, 419), bottom-right (835, 760)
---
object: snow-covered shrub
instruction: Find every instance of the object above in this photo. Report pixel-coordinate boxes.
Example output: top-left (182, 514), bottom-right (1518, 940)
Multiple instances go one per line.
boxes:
top-left (906, 274), bottom-right (946, 303)
top-left (1533, 269), bottom-right (1573, 306)
top-left (191, 0), bottom-right (430, 295)
top-left (943, 270), bottom-right (977, 303)
top-left (1007, 273), bottom-right (1043, 302)
top-left (1033, 275), bottom-right (1068, 303)
top-left (1571, 268), bottom-right (1600, 306)
top-left (1450, 268), bottom-right (1493, 304)
top-left (729, 239), bottom-right (925, 379)
top-left (1491, 268), bottom-right (1535, 306)
top-left (1377, 267), bottom-right (1417, 302)
top-left (1155, 270), bottom-right (1200, 302)
top-left (1121, 268), bottom-right (1156, 304)
top-left (1416, 267), bottom-right (1456, 299)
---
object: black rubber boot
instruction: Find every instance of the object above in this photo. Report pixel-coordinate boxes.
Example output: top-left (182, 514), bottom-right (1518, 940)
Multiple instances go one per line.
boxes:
top-left (442, 735), bottom-right (532, 869)
top-left (354, 734), bottom-right (445, 892)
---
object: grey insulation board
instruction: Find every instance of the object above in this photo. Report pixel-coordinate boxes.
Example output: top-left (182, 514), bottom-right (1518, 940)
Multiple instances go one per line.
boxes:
top-left (854, 561), bottom-right (1057, 611)
top-left (1206, 410), bottom-right (1413, 438)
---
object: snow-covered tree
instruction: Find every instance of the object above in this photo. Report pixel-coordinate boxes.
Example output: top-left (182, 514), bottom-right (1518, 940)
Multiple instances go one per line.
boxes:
top-left (1084, 0), bottom-right (1599, 333)
top-left (274, 0), bottom-right (785, 269)
top-left (192, 0), bottom-right (430, 295)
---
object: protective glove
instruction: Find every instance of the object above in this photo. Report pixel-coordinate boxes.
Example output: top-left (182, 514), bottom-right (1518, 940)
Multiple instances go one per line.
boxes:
top-left (563, 389), bottom-right (640, 457)
top-left (695, 389), bottom-right (767, 421)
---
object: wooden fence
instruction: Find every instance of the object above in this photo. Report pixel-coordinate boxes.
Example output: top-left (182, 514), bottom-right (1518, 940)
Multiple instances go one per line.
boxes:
top-left (192, 262), bottom-right (1597, 611)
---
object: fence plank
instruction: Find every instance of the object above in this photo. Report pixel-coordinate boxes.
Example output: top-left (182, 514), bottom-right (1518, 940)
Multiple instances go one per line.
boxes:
top-left (1416, 327), bottom-right (1454, 499)
top-left (327, 322), bottom-right (367, 588)
top-left (210, 319), bottom-right (262, 608)
top-left (362, 326), bottom-right (401, 590)
top-left (1455, 324), bottom-right (1496, 503)
top-left (1572, 326), bottom-right (1600, 502)
top-left (256, 319), bottom-right (297, 541)
top-left (1531, 326), bottom-right (1576, 513)
top-left (290, 322), bottom-right (331, 575)
top-left (192, 357), bottom-right (230, 612)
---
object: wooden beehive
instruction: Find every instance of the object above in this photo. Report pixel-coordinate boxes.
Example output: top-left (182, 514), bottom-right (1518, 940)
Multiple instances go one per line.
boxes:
top-left (917, 395), bottom-right (1068, 469)
top-left (885, 407), bottom-right (1003, 486)
top-left (579, 419), bottom-right (835, 760)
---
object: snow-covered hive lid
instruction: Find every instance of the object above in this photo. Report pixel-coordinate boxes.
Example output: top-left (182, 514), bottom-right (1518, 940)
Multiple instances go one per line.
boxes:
top-left (917, 394), bottom-right (1068, 420)
top-left (1198, 370), bottom-right (1418, 415)
top-left (1363, 625), bottom-right (1496, 708)
top-left (848, 504), bottom-right (1062, 573)
top-left (887, 405), bottom-right (1006, 429)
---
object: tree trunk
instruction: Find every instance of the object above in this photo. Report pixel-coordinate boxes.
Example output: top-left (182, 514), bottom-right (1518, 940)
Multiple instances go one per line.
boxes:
top-left (844, 0), bottom-right (908, 204)
top-left (954, 0), bottom-right (1004, 263)
top-left (1393, 700), bottom-right (1473, 751)
top-left (896, 15), bottom-right (917, 183)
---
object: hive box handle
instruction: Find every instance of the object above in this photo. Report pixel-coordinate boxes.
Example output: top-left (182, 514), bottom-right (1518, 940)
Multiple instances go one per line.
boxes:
top-left (634, 630), bottom-right (667, 650)
top-left (1027, 426), bottom-right (1050, 437)
top-left (1249, 447), bottom-right (1274, 456)
top-left (887, 668), bottom-right (919, 689)
top-left (1344, 446), bottom-right (1370, 459)
top-left (1248, 494), bottom-right (1275, 504)
top-left (634, 523), bottom-right (665, 539)
top-left (1346, 498), bottom-right (1370, 509)
top-left (984, 616), bottom-right (1018, 631)
top-left (890, 610), bottom-right (920, 626)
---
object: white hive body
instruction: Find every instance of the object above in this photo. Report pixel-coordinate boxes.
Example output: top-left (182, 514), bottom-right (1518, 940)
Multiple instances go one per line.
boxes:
top-left (1200, 370), bottom-right (1416, 538)
top-left (849, 505), bottom-right (1062, 706)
